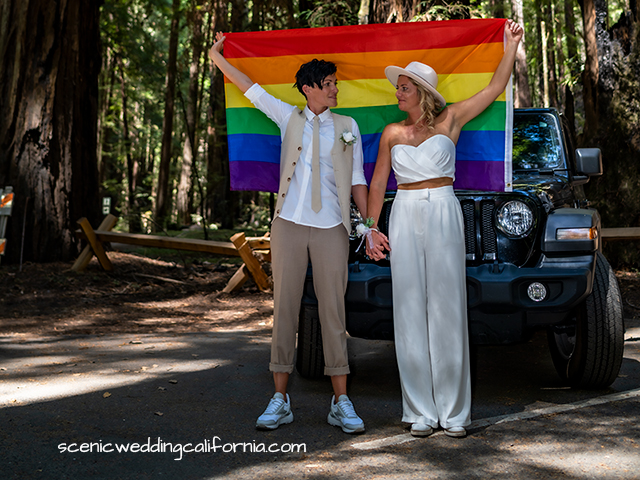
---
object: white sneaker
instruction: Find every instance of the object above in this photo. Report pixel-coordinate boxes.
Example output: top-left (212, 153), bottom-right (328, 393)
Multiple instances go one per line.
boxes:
top-left (327, 395), bottom-right (365, 434)
top-left (444, 426), bottom-right (467, 438)
top-left (256, 392), bottom-right (293, 430)
top-left (410, 422), bottom-right (434, 437)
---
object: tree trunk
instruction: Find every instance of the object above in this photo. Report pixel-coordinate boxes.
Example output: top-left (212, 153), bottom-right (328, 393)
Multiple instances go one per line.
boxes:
top-left (177, 0), bottom-right (205, 227)
top-left (97, 51), bottom-right (118, 194)
top-left (581, 0), bottom-right (599, 140)
top-left (541, 18), bottom-right (550, 107)
top-left (207, 0), bottom-right (237, 229)
top-left (97, 45), bottom-right (115, 189)
top-left (489, 0), bottom-right (505, 18)
top-left (512, 0), bottom-right (531, 107)
top-left (0, 0), bottom-right (102, 263)
top-left (155, 0), bottom-right (181, 229)
top-left (368, 0), bottom-right (418, 23)
top-left (545, 0), bottom-right (559, 108)
top-left (368, 0), bottom-right (391, 23)
top-left (564, 0), bottom-right (579, 79)
top-left (581, 7), bottom-right (640, 265)
top-left (118, 59), bottom-right (142, 233)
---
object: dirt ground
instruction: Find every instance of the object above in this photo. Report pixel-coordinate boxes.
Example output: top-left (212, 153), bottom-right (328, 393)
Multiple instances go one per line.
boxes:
top-left (0, 251), bottom-right (639, 335)
top-left (0, 252), bottom-right (274, 335)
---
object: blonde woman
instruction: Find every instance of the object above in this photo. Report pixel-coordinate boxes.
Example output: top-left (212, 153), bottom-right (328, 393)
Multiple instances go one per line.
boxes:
top-left (366, 20), bottom-right (523, 438)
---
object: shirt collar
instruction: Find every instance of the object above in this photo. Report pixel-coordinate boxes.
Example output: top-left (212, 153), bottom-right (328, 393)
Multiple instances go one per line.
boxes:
top-left (304, 106), bottom-right (332, 123)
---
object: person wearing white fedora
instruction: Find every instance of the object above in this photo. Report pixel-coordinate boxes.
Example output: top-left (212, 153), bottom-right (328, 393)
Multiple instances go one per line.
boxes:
top-left (365, 19), bottom-right (523, 438)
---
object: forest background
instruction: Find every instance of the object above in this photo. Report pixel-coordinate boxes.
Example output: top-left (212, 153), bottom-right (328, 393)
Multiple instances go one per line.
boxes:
top-left (1, 0), bottom-right (639, 267)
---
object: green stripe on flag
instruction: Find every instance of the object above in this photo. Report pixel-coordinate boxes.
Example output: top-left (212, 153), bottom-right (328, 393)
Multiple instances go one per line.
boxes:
top-left (226, 101), bottom-right (506, 136)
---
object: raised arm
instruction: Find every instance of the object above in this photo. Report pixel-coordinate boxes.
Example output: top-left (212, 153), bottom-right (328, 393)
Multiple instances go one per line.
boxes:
top-left (208, 32), bottom-right (254, 93)
top-left (448, 19), bottom-right (523, 131)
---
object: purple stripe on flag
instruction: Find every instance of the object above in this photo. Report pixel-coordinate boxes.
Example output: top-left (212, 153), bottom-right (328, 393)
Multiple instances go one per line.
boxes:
top-left (454, 160), bottom-right (505, 191)
top-left (231, 160), bottom-right (504, 192)
top-left (230, 161), bottom-right (280, 192)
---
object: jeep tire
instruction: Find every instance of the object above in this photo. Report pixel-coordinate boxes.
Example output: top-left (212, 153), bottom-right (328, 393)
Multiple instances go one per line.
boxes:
top-left (547, 251), bottom-right (624, 389)
top-left (296, 304), bottom-right (325, 379)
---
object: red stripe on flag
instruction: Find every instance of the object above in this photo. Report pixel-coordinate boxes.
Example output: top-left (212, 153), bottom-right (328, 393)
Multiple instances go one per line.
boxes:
top-left (224, 19), bottom-right (506, 59)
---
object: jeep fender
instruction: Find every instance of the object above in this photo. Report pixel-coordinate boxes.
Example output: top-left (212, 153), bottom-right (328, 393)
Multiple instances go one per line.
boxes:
top-left (541, 208), bottom-right (601, 254)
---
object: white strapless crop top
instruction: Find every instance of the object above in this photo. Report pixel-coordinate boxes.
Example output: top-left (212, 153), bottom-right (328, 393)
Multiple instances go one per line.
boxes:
top-left (391, 134), bottom-right (456, 185)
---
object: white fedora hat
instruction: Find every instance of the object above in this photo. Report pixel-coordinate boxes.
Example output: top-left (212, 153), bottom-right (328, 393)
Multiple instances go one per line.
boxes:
top-left (385, 61), bottom-right (446, 108)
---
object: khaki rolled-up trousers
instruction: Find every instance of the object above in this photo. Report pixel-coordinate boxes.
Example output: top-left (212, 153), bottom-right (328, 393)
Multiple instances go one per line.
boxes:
top-left (269, 217), bottom-right (350, 376)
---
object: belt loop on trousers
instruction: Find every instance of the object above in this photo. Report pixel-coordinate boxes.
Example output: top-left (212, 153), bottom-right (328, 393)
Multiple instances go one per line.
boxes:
top-left (420, 190), bottom-right (430, 201)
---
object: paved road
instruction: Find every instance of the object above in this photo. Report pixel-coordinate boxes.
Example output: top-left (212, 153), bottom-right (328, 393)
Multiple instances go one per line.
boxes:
top-left (1, 315), bottom-right (639, 479)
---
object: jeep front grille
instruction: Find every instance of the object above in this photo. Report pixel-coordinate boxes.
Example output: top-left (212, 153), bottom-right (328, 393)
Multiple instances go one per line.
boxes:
top-left (374, 198), bottom-right (499, 264)
top-left (460, 199), bottom-right (498, 262)
top-left (461, 201), bottom-right (476, 260)
top-left (481, 201), bottom-right (497, 260)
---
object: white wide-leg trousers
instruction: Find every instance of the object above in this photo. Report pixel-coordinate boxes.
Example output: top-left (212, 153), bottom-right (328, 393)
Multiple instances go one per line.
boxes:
top-left (389, 186), bottom-right (471, 429)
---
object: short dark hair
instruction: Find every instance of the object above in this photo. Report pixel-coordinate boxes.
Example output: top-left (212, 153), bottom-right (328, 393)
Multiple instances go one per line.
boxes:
top-left (294, 59), bottom-right (337, 97)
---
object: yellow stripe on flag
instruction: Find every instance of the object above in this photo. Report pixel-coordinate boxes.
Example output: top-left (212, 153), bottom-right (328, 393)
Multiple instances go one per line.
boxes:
top-left (225, 73), bottom-right (504, 110)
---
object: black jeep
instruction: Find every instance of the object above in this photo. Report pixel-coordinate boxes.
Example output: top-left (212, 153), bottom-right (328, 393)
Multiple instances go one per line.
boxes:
top-left (297, 108), bottom-right (624, 389)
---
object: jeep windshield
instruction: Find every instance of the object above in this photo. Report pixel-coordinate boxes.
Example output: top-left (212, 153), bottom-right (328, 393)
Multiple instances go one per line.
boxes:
top-left (512, 112), bottom-right (564, 172)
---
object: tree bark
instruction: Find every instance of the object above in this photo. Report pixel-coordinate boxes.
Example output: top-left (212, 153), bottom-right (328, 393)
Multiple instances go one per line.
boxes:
top-left (155, 0), bottom-right (181, 229)
top-left (564, 0), bottom-right (579, 79)
top-left (0, 0), bottom-right (102, 262)
top-left (545, 0), bottom-right (559, 108)
top-left (512, 0), bottom-right (531, 107)
top-left (206, 0), bottom-right (237, 229)
top-left (118, 59), bottom-right (142, 233)
top-left (541, 17), bottom-right (550, 107)
top-left (581, 0), bottom-right (599, 140)
top-left (177, 0), bottom-right (205, 227)
top-left (368, 0), bottom-right (418, 23)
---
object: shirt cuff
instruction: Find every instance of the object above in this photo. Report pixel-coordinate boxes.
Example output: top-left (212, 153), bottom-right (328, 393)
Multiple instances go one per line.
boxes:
top-left (351, 174), bottom-right (368, 186)
top-left (244, 83), bottom-right (265, 102)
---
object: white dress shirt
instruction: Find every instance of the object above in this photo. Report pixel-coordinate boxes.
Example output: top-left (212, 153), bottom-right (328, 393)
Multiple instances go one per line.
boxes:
top-left (244, 83), bottom-right (366, 229)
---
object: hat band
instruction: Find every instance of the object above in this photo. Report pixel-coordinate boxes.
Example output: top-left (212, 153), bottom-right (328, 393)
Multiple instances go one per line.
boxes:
top-left (409, 70), bottom-right (436, 90)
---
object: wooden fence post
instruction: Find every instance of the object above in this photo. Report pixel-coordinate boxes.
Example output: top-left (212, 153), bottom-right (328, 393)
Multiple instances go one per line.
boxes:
top-left (230, 232), bottom-right (272, 292)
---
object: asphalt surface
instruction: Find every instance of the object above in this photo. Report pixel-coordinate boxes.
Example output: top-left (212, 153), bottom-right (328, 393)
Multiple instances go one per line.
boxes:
top-left (1, 314), bottom-right (639, 479)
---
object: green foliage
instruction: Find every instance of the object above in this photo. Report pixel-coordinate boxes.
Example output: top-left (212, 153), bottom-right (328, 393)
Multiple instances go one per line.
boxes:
top-left (304, 0), bottom-right (360, 27)
top-left (413, 0), bottom-right (483, 21)
top-left (94, 0), bottom-right (640, 265)
top-left (99, 0), bottom-right (175, 229)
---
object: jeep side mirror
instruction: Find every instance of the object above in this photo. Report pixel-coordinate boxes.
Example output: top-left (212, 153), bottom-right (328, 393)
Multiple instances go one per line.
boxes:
top-left (575, 148), bottom-right (603, 177)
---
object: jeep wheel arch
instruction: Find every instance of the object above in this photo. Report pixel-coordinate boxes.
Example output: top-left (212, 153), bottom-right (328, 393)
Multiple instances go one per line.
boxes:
top-left (547, 251), bottom-right (624, 388)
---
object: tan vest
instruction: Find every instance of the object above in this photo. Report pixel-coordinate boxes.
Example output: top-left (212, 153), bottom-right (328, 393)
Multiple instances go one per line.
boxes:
top-left (273, 109), bottom-right (354, 233)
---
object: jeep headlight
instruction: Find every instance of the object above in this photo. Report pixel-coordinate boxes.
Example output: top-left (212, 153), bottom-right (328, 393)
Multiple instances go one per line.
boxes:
top-left (497, 201), bottom-right (533, 237)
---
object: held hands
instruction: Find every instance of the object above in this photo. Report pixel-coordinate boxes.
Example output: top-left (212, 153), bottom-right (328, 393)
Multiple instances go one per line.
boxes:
top-left (365, 230), bottom-right (390, 261)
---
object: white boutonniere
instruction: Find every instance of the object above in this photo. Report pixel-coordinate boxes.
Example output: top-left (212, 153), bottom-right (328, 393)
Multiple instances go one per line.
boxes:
top-left (340, 130), bottom-right (357, 151)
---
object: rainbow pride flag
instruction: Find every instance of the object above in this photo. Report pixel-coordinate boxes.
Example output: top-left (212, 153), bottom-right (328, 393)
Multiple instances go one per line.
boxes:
top-left (223, 19), bottom-right (512, 192)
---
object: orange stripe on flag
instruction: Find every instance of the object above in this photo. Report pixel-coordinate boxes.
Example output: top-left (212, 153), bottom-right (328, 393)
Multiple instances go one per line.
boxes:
top-left (226, 43), bottom-right (504, 85)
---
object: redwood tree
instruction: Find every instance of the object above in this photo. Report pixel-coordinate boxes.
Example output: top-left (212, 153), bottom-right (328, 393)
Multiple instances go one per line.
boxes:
top-left (155, 0), bottom-right (181, 229)
top-left (0, 0), bottom-right (102, 262)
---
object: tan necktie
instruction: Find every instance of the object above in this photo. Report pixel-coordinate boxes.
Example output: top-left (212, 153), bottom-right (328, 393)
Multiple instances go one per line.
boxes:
top-left (312, 116), bottom-right (322, 213)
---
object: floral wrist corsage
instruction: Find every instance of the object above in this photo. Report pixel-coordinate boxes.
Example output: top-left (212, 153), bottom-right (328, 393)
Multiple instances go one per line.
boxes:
top-left (340, 130), bottom-right (357, 151)
top-left (356, 217), bottom-right (379, 252)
